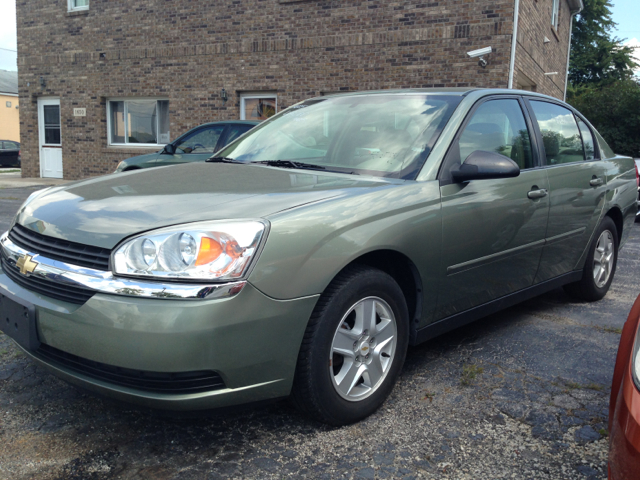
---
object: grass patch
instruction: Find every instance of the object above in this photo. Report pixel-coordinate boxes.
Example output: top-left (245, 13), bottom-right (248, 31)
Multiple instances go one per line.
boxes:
top-left (461, 364), bottom-right (484, 386)
top-left (585, 383), bottom-right (605, 392)
top-left (563, 381), bottom-right (582, 390)
top-left (0, 169), bottom-right (21, 174)
top-left (594, 325), bottom-right (623, 335)
top-left (599, 428), bottom-right (609, 437)
top-left (0, 196), bottom-right (20, 200)
top-left (422, 391), bottom-right (436, 402)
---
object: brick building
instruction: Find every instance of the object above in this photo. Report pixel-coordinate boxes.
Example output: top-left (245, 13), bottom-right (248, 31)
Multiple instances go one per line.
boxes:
top-left (16, 0), bottom-right (582, 180)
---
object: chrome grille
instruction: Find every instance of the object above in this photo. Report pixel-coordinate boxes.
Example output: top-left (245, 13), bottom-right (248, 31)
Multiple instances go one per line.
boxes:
top-left (1, 249), bottom-right (95, 304)
top-left (8, 224), bottom-right (111, 271)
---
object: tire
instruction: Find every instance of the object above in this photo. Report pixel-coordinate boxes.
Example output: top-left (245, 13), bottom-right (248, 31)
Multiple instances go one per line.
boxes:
top-left (291, 264), bottom-right (410, 426)
top-left (563, 216), bottom-right (618, 302)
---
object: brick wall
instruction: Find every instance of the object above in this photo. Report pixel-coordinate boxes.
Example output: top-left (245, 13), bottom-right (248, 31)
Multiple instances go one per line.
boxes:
top-left (16, 0), bottom-right (546, 179)
top-left (513, 0), bottom-right (573, 98)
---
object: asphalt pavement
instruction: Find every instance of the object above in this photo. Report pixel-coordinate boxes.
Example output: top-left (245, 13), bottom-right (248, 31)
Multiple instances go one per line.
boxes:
top-left (0, 184), bottom-right (638, 479)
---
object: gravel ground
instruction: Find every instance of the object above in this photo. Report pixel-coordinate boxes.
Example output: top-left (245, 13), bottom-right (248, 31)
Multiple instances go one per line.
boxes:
top-left (0, 186), bottom-right (638, 479)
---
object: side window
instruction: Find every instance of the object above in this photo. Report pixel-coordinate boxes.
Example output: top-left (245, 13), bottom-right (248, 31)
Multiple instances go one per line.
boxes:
top-left (175, 126), bottom-right (225, 154)
top-left (225, 124), bottom-right (254, 146)
top-left (456, 99), bottom-right (534, 170)
top-left (577, 119), bottom-right (595, 160)
top-left (530, 101), bottom-right (584, 165)
top-left (5, 141), bottom-right (18, 149)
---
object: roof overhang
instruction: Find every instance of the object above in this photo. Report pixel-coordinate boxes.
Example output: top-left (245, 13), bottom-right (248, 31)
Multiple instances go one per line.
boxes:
top-left (567, 0), bottom-right (584, 13)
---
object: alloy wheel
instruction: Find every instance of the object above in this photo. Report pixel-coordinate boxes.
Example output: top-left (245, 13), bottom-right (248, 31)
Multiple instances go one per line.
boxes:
top-left (593, 229), bottom-right (615, 288)
top-left (329, 296), bottom-right (397, 401)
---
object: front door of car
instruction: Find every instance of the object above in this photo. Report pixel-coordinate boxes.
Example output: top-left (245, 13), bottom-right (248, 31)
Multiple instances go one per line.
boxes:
top-left (525, 99), bottom-right (608, 283)
top-left (436, 97), bottom-right (550, 319)
top-left (158, 125), bottom-right (226, 166)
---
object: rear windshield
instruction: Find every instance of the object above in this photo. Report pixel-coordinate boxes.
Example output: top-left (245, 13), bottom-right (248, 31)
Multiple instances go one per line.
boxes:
top-left (216, 94), bottom-right (462, 179)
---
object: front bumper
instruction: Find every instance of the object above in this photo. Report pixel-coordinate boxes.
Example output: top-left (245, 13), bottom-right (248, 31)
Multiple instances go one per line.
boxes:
top-left (609, 366), bottom-right (640, 479)
top-left (0, 267), bottom-right (318, 410)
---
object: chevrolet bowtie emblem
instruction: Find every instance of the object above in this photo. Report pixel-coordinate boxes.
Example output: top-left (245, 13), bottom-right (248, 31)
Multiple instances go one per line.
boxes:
top-left (16, 254), bottom-right (38, 275)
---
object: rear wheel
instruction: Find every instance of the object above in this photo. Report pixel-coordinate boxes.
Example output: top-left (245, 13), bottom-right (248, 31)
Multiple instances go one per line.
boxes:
top-left (564, 216), bottom-right (618, 301)
top-left (291, 265), bottom-right (409, 425)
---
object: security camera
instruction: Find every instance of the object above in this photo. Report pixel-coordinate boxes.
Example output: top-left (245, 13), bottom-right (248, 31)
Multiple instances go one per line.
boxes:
top-left (467, 47), bottom-right (492, 68)
top-left (467, 47), bottom-right (492, 58)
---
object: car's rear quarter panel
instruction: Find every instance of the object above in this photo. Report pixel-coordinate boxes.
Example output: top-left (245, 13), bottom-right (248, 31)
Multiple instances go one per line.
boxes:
top-left (603, 155), bottom-right (637, 248)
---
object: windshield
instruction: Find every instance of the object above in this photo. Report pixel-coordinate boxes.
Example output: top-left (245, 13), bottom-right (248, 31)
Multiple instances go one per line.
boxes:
top-left (215, 94), bottom-right (462, 179)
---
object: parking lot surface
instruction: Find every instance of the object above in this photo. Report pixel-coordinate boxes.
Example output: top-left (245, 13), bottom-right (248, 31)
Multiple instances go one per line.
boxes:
top-left (0, 185), bottom-right (638, 479)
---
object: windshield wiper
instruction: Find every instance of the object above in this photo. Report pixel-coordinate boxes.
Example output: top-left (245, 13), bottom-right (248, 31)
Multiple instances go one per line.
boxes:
top-left (206, 156), bottom-right (246, 164)
top-left (253, 160), bottom-right (326, 171)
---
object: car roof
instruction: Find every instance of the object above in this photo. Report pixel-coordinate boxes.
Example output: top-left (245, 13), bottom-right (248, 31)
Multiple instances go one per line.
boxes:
top-left (317, 88), bottom-right (566, 103)
top-left (195, 120), bottom-right (260, 127)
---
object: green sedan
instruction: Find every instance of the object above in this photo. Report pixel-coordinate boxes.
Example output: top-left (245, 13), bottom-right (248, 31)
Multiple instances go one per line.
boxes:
top-left (0, 89), bottom-right (636, 425)
top-left (114, 120), bottom-right (259, 172)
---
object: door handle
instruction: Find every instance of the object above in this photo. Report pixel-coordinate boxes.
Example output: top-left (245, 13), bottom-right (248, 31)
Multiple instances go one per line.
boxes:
top-left (589, 177), bottom-right (603, 187)
top-left (527, 188), bottom-right (548, 199)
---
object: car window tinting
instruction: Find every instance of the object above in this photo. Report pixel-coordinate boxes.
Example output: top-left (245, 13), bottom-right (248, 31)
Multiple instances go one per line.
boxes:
top-left (455, 99), bottom-right (534, 170)
top-left (530, 101), bottom-right (585, 165)
top-left (175, 126), bottom-right (225, 154)
top-left (577, 119), bottom-right (595, 160)
top-left (215, 95), bottom-right (462, 179)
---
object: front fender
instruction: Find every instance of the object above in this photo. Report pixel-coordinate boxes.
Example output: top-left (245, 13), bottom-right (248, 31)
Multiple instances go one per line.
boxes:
top-left (249, 181), bottom-right (442, 321)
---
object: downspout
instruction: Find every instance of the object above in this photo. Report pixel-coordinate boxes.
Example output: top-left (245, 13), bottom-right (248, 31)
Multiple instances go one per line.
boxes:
top-left (564, 1), bottom-right (584, 101)
top-left (508, 0), bottom-right (520, 89)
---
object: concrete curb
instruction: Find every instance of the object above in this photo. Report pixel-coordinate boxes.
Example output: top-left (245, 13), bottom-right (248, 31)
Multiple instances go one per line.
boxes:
top-left (0, 173), bottom-right (70, 189)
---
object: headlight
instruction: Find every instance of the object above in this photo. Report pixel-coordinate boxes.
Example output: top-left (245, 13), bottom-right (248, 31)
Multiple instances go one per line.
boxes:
top-left (115, 161), bottom-right (125, 173)
top-left (112, 220), bottom-right (267, 281)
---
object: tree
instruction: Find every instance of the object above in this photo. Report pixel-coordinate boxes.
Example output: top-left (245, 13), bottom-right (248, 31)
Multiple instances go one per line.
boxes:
top-left (569, 79), bottom-right (640, 157)
top-left (568, 0), bottom-right (638, 89)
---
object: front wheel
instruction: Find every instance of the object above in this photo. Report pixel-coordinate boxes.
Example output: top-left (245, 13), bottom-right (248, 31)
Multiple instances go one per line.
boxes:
top-left (564, 216), bottom-right (618, 302)
top-left (291, 265), bottom-right (409, 425)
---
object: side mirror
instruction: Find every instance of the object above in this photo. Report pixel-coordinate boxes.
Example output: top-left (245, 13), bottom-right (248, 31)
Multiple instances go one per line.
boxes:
top-left (451, 150), bottom-right (520, 183)
top-left (163, 144), bottom-right (176, 155)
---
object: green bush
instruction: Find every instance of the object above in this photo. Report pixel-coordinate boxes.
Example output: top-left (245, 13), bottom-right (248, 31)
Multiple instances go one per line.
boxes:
top-left (568, 79), bottom-right (640, 158)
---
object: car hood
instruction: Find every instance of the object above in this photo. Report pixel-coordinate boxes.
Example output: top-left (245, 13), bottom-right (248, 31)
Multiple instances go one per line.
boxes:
top-left (118, 152), bottom-right (161, 170)
top-left (15, 163), bottom-right (392, 249)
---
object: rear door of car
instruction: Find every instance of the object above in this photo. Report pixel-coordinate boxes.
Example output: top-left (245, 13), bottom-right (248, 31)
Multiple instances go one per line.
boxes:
top-left (436, 95), bottom-right (550, 319)
top-left (157, 124), bottom-right (227, 167)
top-left (524, 98), bottom-right (608, 283)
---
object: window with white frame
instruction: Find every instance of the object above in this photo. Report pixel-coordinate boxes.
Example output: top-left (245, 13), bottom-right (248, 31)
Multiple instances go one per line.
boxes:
top-left (107, 99), bottom-right (170, 146)
top-left (551, 0), bottom-right (560, 29)
top-left (68, 0), bottom-right (89, 11)
top-left (240, 94), bottom-right (277, 121)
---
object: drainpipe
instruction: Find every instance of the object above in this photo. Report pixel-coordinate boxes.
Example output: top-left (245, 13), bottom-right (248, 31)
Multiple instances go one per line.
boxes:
top-left (564, 1), bottom-right (584, 101)
top-left (508, 0), bottom-right (520, 89)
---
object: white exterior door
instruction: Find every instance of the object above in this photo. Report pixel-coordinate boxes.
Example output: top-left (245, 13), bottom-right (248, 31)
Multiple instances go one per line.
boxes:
top-left (37, 98), bottom-right (63, 178)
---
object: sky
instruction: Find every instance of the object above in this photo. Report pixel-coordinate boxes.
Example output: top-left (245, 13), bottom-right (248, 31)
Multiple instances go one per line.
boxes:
top-left (0, 0), bottom-right (637, 73)
top-left (610, 0), bottom-right (640, 75)
top-left (0, 0), bottom-right (16, 71)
